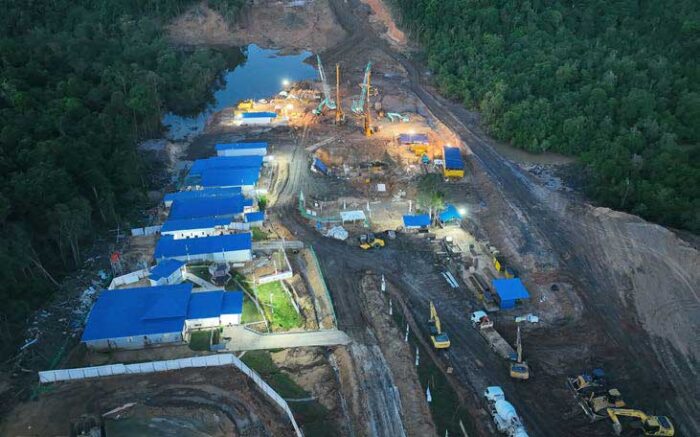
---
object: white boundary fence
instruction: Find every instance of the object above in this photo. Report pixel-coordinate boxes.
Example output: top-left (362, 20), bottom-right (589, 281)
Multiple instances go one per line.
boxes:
top-left (107, 268), bottom-right (149, 290)
top-left (130, 225), bottom-right (161, 236)
top-left (39, 354), bottom-right (302, 436)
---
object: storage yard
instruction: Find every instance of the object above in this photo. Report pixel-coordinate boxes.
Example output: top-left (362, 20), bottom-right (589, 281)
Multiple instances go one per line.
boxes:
top-left (2, 1), bottom-right (698, 436)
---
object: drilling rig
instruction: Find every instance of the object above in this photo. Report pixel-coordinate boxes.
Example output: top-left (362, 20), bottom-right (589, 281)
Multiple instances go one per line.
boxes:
top-left (335, 63), bottom-right (344, 124)
top-left (312, 55), bottom-right (336, 115)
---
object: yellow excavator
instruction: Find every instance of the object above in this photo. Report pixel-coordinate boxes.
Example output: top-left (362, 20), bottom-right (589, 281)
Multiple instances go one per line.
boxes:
top-left (606, 408), bottom-right (674, 436)
top-left (358, 233), bottom-right (385, 250)
top-left (509, 325), bottom-right (530, 380)
top-left (429, 301), bottom-right (450, 349)
top-left (583, 388), bottom-right (625, 420)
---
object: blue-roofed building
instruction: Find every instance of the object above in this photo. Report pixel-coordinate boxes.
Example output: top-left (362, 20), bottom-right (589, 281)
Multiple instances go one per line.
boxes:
top-left (403, 214), bottom-right (431, 229)
top-left (189, 156), bottom-right (263, 176)
top-left (163, 187), bottom-right (243, 207)
top-left (185, 291), bottom-right (244, 329)
top-left (244, 211), bottom-right (265, 226)
top-left (81, 284), bottom-right (246, 351)
top-left (154, 233), bottom-right (252, 263)
top-left (492, 278), bottom-right (531, 310)
top-left (81, 284), bottom-right (192, 350)
top-left (161, 217), bottom-right (232, 239)
top-left (149, 259), bottom-right (186, 286)
top-left (439, 204), bottom-right (462, 224)
top-left (216, 142), bottom-right (268, 157)
top-left (168, 195), bottom-right (252, 220)
top-left (199, 167), bottom-right (260, 190)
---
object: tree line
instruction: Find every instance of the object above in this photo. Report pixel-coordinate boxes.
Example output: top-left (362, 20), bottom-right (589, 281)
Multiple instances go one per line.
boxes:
top-left (0, 0), bottom-right (245, 354)
top-left (392, 0), bottom-right (699, 232)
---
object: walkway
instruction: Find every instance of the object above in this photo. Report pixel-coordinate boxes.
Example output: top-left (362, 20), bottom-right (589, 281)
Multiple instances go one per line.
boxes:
top-left (221, 326), bottom-right (351, 352)
top-left (183, 272), bottom-right (222, 291)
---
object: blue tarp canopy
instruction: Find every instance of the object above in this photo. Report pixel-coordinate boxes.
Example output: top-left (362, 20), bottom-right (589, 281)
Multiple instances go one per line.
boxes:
top-left (215, 142), bottom-right (268, 152)
top-left (187, 291), bottom-right (244, 319)
top-left (154, 233), bottom-right (252, 259)
top-left (399, 133), bottom-right (429, 145)
top-left (403, 214), bottom-right (431, 228)
top-left (81, 284), bottom-right (192, 341)
top-left (189, 156), bottom-right (263, 175)
top-left (439, 204), bottom-right (462, 222)
top-left (164, 187), bottom-right (242, 205)
top-left (200, 168), bottom-right (260, 188)
top-left (443, 146), bottom-right (464, 170)
top-left (161, 217), bottom-right (231, 233)
top-left (241, 112), bottom-right (277, 118)
top-left (493, 278), bottom-right (530, 309)
top-left (149, 259), bottom-right (185, 281)
top-left (244, 211), bottom-right (265, 223)
top-left (312, 158), bottom-right (329, 174)
top-left (169, 196), bottom-right (251, 220)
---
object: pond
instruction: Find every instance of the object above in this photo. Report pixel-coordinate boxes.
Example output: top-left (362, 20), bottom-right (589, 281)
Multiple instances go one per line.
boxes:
top-left (163, 44), bottom-right (317, 141)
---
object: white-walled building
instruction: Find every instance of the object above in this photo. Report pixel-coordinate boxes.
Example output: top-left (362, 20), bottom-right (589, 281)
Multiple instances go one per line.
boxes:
top-left (215, 142), bottom-right (268, 157)
top-left (154, 233), bottom-right (253, 264)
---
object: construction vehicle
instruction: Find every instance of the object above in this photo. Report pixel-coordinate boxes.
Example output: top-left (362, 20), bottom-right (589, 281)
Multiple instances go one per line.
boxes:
top-left (484, 386), bottom-right (529, 437)
top-left (358, 233), bottom-right (384, 250)
top-left (509, 325), bottom-right (530, 380)
top-left (335, 63), bottom-right (344, 124)
top-left (606, 408), bottom-right (674, 436)
top-left (386, 112), bottom-right (409, 122)
top-left (471, 311), bottom-right (516, 360)
top-left (363, 65), bottom-right (373, 136)
top-left (567, 368), bottom-right (608, 396)
top-left (237, 100), bottom-right (254, 111)
top-left (580, 388), bottom-right (626, 421)
top-left (352, 62), bottom-right (372, 114)
top-left (429, 301), bottom-right (450, 349)
top-left (312, 55), bottom-right (336, 115)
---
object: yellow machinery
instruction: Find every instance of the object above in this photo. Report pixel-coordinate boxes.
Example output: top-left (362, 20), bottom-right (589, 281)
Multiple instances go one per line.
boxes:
top-left (335, 63), bottom-right (344, 124)
top-left (363, 67), bottom-right (373, 137)
top-left (582, 389), bottom-right (625, 420)
top-left (359, 233), bottom-right (384, 250)
top-left (429, 301), bottom-right (451, 349)
top-left (567, 368), bottom-right (607, 395)
top-left (237, 100), bottom-right (254, 111)
top-left (509, 325), bottom-right (530, 380)
top-left (606, 408), bottom-right (674, 436)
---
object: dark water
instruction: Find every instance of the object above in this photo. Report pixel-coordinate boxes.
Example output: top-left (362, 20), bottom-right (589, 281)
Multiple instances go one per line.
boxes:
top-left (163, 44), bottom-right (317, 140)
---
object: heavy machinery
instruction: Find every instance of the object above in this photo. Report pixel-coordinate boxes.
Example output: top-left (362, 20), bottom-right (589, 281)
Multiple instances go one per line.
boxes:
top-left (237, 100), bottom-right (254, 111)
top-left (363, 66), bottom-right (373, 137)
top-left (335, 63), bottom-right (344, 124)
top-left (352, 62), bottom-right (372, 114)
top-left (484, 386), bottom-right (529, 437)
top-left (358, 233), bottom-right (384, 250)
top-left (429, 301), bottom-right (450, 349)
top-left (581, 388), bottom-right (626, 421)
top-left (471, 311), bottom-right (516, 360)
top-left (567, 368), bottom-right (608, 396)
top-left (386, 112), bottom-right (409, 122)
top-left (509, 325), bottom-right (530, 380)
top-left (606, 408), bottom-right (674, 436)
top-left (312, 55), bottom-right (336, 115)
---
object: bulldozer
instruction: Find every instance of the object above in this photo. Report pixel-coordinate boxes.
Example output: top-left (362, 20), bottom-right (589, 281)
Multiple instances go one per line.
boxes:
top-left (358, 233), bottom-right (385, 250)
top-left (606, 408), bottom-right (674, 436)
top-left (581, 388), bottom-right (626, 421)
top-left (429, 301), bottom-right (450, 349)
top-left (509, 325), bottom-right (530, 380)
top-left (567, 368), bottom-right (607, 396)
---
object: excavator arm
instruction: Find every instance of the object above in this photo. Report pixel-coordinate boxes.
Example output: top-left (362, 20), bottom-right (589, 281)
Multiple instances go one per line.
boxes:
top-left (607, 408), bottom-right (674, 436)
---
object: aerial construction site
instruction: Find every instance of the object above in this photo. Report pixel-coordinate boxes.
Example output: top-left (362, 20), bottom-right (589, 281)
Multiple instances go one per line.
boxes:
top-left (2, 1), bottom-right (698, 437)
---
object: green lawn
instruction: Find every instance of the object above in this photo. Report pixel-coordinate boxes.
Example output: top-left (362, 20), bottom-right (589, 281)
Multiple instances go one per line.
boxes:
top-left (251, 227), bottom-right (269, 241)
top-left (188, 330), bottom-right (212, 351)
top-left (255, 281), bottom-right (303, 331)
top-left (241, 293), bottom-right (265, 324)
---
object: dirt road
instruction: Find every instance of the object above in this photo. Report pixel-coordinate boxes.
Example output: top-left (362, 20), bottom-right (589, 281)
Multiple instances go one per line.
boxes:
top-left (269, 0), bottom-right (699, 435)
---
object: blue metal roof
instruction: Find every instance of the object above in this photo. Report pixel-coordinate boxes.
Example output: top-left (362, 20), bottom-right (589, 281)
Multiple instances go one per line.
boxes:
top-left (169, 195), bottom-right (251, 220)
top-left (439, 204), bottom-right (462, 222)
top-left (215, 142), bottom-right (268, 151)
top-left (244, 211), bottom-right (265, 223)
top-left (187, 291), bottom-right (244, 319)
top-left (81, 284), bottom-right (192, 341)
top-left (154, 233), bottom-right (252, 259)
top-left (161, 217), bottom-right (232, 233)
top-left (403, 214), bottom-right (431, 228)
top-left (150, 259), bottom-right (185, 281)
top-left (164, 187), bottom-right (242, 204)
top-left (443, 146), bottom-right (464, 169)
top-left (399, 133), bottom-right (429, 145)
top-left (189, 156), bottom-right (263, 175)
top-left (493, 278), bottom-right (530, 301)
top-left (200, 168), bottom-right (260, 188)
top-left (241, 112), bottom-right (277, 118)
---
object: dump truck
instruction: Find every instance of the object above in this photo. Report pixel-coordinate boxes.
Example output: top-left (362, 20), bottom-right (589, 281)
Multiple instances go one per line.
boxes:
top-left (484, 386), bottom-right (529, 437)
top-left (471, 311), bottom-right (516, 360)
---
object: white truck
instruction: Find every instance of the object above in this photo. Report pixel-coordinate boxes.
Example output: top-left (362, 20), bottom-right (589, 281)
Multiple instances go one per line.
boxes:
top-left (471, 311), bottom-right (517, 360)
top-left (484, 386), bottom-right (529, 437)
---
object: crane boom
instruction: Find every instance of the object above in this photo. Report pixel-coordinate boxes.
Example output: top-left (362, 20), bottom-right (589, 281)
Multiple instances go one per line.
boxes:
top-left (313, 55), bottom-right (336, 115)
top-left (335, 63), bottom-right (344, 124)
top-left (352, 62), bottom-right (372, 114)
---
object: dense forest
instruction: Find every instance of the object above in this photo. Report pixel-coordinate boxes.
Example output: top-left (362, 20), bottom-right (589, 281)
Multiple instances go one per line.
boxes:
top-left (0, 0), bottom-right (245, 354)
top-left (392, 0), bottom-right (699, 232)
